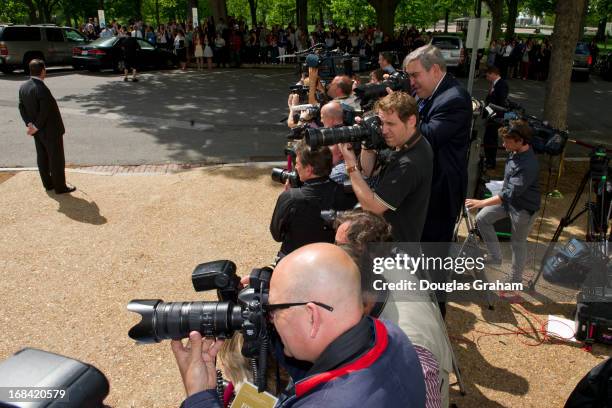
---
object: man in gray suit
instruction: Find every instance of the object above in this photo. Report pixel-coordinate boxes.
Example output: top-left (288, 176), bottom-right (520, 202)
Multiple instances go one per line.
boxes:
top-left (18, 59), bottom-right (75, 194)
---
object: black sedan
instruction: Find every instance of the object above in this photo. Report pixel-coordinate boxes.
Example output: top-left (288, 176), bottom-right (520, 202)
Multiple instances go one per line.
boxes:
top-left (72, 36), bottom-right (177, 72)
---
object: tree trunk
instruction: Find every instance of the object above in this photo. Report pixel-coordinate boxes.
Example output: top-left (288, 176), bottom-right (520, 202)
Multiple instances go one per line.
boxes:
top-left (367, 0), bottom-right (400, 37)
top-left (543, 0), bottom-right (588, 130)
top-left (577, 0), bottom-right (589, 41)
top-left (98, 0), bottom-right (104, 10)
top-left (505, 0), bottom-right (519, 40)
top-left (296, 0), bottom-right (307, 33)
top-left (23, 0), bottom-right (39, 24)
top-left (188, 0), bottom-right (198, 24)
top-left (155, 0), bottom-right (160, 27)
top-left (134, 0), bottom-right (142, 20)
top-left (249, 0), bottom-right (257, 28)
top-left (40, 1), bottom-right (53, 24)
top-left (209, 0), bottom-right (228, 25)
top-left (444, 9), bottom-right (449, 33)
top-left (319, 5), bottom-right (323, 26)
top-left (484, 0), bottom-right (503, 42)
top-left (596, 16), bottom-right (608, 41)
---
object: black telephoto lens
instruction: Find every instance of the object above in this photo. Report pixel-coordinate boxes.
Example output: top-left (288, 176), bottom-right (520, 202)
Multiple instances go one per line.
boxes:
top-left (305, 125), bottom-right (370, 149)
top-left (127, 300), bottom-right (243, 343)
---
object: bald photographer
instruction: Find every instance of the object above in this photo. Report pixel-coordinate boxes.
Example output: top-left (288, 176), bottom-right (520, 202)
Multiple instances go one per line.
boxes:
top-left (173, 244), bottom-right (427, 408)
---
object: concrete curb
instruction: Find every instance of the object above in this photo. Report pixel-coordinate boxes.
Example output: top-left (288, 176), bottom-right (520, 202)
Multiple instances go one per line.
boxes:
top-left (0, 157), bottom-right (590, 176)
top-left (0, 161), bottom-right (287, 175)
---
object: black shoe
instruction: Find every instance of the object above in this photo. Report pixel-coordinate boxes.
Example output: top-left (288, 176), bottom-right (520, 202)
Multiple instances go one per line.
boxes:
top-left (123, 77), bottom-right (128, 82)
top-left (56, 185), bottom-right (76, 194)
top-left (132, 78), bottom-right (139, 82)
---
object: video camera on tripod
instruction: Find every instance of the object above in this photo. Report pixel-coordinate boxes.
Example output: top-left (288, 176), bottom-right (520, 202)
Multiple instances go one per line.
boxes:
top-left (485, 100), bottom-right (568, 156)
top-left (532, 141), bottom-right (612, 290)
top-left (128, 261), bottom-right (274, 392)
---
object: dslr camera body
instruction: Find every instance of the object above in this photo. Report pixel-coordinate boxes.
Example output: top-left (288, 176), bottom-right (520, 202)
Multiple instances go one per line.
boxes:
top-left (354, 71), bottom-right (411, 112)
top-left (128, 261), bottom-right (274, 390)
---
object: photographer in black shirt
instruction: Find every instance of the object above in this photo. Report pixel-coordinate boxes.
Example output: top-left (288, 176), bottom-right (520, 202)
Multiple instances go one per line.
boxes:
top-left (339, 92), bottom-right (433, 242)
top-left (270, 140), bottom-right (356, 257)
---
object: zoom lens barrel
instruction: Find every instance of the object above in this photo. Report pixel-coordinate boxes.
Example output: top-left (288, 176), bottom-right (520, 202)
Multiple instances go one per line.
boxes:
top-left (305, 125), bottom-right (370, 149)
top-left (127, 299), bottom-right (243, 343)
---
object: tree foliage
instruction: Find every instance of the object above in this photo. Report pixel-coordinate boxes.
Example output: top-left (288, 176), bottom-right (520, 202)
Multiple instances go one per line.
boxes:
top-left (329, 0), bottom-right (376, 28)
top-left (0, 0), bottom-right (30, 23)
top-left (520, 0), bottom-right (556, 16)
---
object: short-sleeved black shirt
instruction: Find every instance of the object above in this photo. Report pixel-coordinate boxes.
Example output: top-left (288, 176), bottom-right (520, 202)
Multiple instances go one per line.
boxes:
top-left (374, 135), bottom-right (434, 242)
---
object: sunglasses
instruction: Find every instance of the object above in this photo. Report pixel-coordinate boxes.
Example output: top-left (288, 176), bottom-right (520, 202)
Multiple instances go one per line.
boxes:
top-left (265, 301), bottom-right (334, 319)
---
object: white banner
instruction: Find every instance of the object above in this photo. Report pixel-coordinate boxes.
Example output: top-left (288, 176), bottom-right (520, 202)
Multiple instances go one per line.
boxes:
top-left (466, 18), bottom-right (491, 49)
top-left (192, 8), bottom-right (199, 27)
top-left (98, 9), bottom-right (105, 27)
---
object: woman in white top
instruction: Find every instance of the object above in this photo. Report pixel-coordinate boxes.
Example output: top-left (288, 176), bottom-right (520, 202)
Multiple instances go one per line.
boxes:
top-left (203, 36), bottom-right (213, 70)
top-left (194, 31), bottom-right (204, 70)
top-left (174, 29), bottom-right (187, 70)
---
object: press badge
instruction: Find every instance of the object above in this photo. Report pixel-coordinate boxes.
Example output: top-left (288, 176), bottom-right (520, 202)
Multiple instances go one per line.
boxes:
top-left (230, 382), bottom-right (278, 408)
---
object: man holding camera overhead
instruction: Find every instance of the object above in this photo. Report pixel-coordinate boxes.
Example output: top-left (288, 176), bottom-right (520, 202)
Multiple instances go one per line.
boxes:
top-left (270, 140), bottom-right (355, 258)
top-left (339, 92), bottom-right (433, 243)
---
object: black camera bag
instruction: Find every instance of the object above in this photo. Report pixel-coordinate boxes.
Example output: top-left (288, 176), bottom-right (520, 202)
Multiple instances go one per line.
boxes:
top-left (575, 302), bottom-right (612, 345)
top-left (0, 348), bottom-right (109, 408)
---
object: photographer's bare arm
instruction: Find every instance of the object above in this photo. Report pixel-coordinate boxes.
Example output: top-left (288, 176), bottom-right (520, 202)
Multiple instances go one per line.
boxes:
top-left (340, 144), bottom-right (388, 215)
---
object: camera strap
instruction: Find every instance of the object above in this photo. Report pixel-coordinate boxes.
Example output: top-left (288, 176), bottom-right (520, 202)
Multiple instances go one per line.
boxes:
top-left (398, 130), bottom-right (422, 152)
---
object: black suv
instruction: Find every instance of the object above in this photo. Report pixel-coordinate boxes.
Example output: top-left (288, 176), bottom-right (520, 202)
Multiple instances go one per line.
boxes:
top-left (0, 24), bottom-right (88, 74)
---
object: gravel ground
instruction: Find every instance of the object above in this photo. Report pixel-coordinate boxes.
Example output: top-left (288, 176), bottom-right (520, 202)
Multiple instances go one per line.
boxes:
top-left (0, 164), bottom-right (610, 408)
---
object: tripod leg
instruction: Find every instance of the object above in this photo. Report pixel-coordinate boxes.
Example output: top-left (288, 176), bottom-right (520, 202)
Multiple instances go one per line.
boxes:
top-left (529, 171), bottom-right (590, 290)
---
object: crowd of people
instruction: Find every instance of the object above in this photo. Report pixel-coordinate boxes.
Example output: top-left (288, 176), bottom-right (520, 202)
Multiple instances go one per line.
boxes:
top-left (486, 37), bottom-right (553, 81)
top-left (78, 16), bottom-right (451, 70)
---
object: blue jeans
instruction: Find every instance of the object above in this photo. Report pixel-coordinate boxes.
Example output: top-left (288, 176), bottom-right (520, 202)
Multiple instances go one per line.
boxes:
top-left (476, 204), bottom-right (537, 282)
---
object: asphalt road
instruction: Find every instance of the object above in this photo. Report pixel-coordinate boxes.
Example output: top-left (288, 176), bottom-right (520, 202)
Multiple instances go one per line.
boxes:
top-left (1, 66), bottom-right (611, 167)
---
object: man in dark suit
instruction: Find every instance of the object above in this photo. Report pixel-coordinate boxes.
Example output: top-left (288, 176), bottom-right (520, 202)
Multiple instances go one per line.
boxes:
top-left (483, 66), bottom-right (509, 169)
top-left (404, 45), bottom-right (473, 317)
top-left (18, 59), bottom-right (75, 194)
top-left (404, 45), bottom-right (472, 244)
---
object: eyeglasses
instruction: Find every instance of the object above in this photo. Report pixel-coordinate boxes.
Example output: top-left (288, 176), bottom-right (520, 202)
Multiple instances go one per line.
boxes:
top-left (265, 301), bottom-right (334, 319)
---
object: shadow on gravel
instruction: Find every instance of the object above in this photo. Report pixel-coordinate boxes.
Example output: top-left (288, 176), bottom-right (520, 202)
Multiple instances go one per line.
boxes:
top-left (205, 165), bottom-right (275, 181)
top-left (46, 191), bottom-right (107, 225)
top-left (57, 69), bottom-right (293, 163)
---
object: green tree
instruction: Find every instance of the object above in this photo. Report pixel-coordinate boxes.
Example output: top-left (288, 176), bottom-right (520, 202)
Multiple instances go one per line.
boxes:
top-left (589, 0), bottom-right (611, 40)
top-left (396, 0), bottom-right (440, 29)
top-left (0, 0), bottom-right (31, 23)
top-left (363, 0), bottom-right (399, 35)
top-left (520, 0), bottom-right (555, 16)
top-left (329, 0), bottom-right (376, 28)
